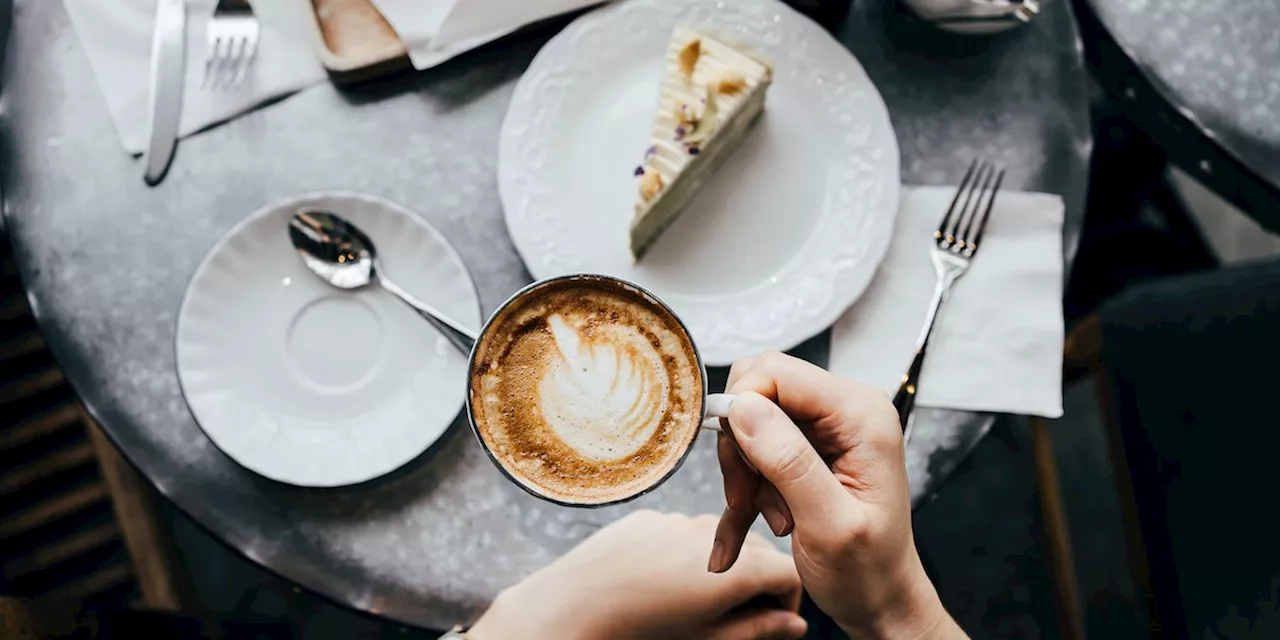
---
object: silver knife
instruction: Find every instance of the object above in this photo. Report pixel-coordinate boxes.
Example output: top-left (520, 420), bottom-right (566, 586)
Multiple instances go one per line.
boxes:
top-left (143, 0), bottom-right (187, 186)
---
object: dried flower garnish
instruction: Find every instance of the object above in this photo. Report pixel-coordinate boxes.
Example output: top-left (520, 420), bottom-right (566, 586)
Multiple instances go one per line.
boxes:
top-left (678, 39), bottom-right (701, 80)
top-left (638, 169), bottom-right (664, 202)
top-left (645, 145), bottom-right (657, 159)
top-left (673, 82), bottom-right (714, 142)
top-left (688, 147), bottom-right (701, 155)
top-left (675, 102), bottom-right (697, 133)
top-left (713, 72), bottom-right (747, 96)
top-left (634, 166), bottom-right (645, 176)
top-left (683, 92), bottom-right (718, 145)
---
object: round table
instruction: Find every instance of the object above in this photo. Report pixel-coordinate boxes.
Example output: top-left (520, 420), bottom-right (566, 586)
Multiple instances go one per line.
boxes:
top-left (2, 0), bottom-right (1091, 630)
top-left (1078, 0), bottom-right (1280, 232)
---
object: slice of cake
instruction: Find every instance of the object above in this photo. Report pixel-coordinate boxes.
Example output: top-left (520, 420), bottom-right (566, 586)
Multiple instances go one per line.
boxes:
top-left (629, 25), bottom-right (773, 261)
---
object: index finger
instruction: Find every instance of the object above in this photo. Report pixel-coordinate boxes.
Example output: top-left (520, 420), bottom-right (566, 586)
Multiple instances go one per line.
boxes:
top-left (727, 352), bottom-right (888, 426)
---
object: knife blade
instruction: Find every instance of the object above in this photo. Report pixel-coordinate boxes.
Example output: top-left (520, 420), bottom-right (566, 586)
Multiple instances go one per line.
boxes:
top-left (143, 0), bottom-right (187, 186)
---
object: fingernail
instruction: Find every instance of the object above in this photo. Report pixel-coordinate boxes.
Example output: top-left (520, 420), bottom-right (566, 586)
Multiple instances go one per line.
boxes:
top-left (707, 539), bottom-right (727, 573)
top-left (785, 616), bottom-right (808, 638)
top-left (730, 394), bottom-right (773, 439)
top-left (761, 505), bottom-right (786, 536)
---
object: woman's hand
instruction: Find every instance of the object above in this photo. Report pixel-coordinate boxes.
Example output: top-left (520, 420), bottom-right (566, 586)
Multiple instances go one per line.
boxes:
top-left (469, 510), bottom-right (807, 640)
top-left (711, 352), bottom-right (966, 640)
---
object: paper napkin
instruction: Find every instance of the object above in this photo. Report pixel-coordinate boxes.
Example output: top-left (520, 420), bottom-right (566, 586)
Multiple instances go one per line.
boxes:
top-left (63, 0), bottom-right (328, 154)
top-left (370, 0), bottom-right (603, 70)
top-left (828, 186), bottom-right (1066, 418)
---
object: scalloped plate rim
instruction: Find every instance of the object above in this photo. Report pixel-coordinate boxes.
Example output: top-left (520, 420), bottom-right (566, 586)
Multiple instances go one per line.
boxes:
top-left (498, 0), bottom-right (900, 366)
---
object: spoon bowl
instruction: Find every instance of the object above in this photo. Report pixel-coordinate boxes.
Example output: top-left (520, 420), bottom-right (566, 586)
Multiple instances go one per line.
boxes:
top-left (288, 209), bottom-right (478, 354)
top-left (288, 210), bottom-right (377, 289)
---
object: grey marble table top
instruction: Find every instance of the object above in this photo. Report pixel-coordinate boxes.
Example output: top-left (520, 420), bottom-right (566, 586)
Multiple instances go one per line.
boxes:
top-left (1088, 0), bottom-right (1280, 187)
top-left (2, 0), bottom-right (1090, 630)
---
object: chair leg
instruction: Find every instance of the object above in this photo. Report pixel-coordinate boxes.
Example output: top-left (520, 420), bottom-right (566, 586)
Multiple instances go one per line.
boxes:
top-left (0, 597), bottom-right (84, 639)
top-left (1064, 313), bottom-right (1104, 385)
top-left (1091, 370), bottom-right (1162, 638)
top-left (83, 415), bottom-right (190, 612)
top-left (1031, 416), bottom-right (1085, 640)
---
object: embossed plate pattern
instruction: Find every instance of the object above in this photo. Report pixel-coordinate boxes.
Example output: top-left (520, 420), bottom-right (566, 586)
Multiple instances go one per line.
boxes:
top-left (176, 192), bottom-right (483, 487)
top-left (498, 0), bottom-right (900, 365)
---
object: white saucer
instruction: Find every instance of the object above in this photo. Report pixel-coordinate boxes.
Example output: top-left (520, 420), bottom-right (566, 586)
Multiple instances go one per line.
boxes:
top-left (176, 192), bottom-right (482, 487)
top-left (499, 0), bottom-right (900, 366)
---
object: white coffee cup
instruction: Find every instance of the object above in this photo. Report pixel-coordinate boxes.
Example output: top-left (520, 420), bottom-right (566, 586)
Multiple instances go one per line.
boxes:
top-left (466, 274), bottom-right (738, 507)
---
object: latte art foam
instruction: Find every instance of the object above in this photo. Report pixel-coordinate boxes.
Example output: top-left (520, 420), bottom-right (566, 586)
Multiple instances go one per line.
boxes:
top-left (541, 314), bottom-right (670, 460)
top-left (469, 277), bottom-right (703, 505)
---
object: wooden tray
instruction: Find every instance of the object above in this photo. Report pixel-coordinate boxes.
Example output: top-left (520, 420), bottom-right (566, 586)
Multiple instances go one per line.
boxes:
top-left (305, 0), bottom-right (413, 83)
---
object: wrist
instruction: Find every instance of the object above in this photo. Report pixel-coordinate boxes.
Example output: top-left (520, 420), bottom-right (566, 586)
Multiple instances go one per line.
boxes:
top-left (839, 566), bottom-right (965, 640)
top-left (465, 589), bottom-right (519, 640)
top-left (466, 586), bottom-right (596, 640)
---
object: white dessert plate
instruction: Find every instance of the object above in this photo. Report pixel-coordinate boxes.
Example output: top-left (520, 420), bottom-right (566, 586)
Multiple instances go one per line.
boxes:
top-left (176, 192), bottom-right (482, 487)
top-left (499, 0), bottom-right (900, 366)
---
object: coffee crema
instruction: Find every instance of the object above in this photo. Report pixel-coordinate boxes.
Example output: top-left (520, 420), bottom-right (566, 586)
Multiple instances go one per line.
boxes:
top-left (469, 277), bottom-right (703, 505)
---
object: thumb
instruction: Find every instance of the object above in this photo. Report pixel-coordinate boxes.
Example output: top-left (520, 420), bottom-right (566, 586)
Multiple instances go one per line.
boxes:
top-left (728, 392), bottom-right (847, 519)
top-left (706, 609), bottom-right (808, 640)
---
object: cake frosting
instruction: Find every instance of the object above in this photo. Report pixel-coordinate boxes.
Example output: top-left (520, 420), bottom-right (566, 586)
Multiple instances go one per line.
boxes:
top-left (630, 25), bottom-right (774, 260)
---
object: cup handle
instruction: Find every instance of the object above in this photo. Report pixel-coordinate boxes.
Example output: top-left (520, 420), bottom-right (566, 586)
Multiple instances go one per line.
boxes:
top-left (700, 393), bottom-right (736, 432)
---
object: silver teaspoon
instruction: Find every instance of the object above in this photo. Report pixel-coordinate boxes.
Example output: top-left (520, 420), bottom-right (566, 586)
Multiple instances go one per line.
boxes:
top-left (288, 209), bottom-right (477, 355)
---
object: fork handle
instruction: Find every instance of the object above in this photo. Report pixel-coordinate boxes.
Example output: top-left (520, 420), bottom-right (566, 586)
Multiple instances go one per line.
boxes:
top-left (892, 346), bottom-right (927, 431)
top-left (892, 271), bottom-right (957, 432)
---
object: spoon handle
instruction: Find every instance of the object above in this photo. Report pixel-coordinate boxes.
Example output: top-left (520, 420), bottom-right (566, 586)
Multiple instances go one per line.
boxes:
top-left (377, 276), bottom-right (477, 356)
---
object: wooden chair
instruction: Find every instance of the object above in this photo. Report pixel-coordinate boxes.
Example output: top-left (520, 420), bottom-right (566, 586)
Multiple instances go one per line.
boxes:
top-left (1034, 258), bottom-right (1280, 640)
top-left (1030, 314), bottom-right (1104, 640)
top-left (1, 239), bottom-right (189, 613)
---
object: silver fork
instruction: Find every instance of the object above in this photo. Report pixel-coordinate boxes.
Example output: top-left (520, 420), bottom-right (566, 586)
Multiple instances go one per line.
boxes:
top-left (893, 159), bottom-right (1005, 443)
top-left (203, 0), bottom-right (259, 89)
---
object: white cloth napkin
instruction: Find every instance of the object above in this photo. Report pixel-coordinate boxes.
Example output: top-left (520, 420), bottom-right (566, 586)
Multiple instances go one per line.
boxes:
top-left (371, 0), bottom-right (603, 70)
top-left (63, 0), bottom-right (327, 154)
top-left (828, 186), bottom-right (1066, 418)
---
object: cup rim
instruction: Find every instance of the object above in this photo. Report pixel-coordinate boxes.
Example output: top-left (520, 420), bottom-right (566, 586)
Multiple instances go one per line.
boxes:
top-left (465, 273), bottom-right (709, 509)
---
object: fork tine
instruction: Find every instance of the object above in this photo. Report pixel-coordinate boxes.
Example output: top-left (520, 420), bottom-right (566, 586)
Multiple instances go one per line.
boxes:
top-left (224, 38), bottom-right (244, 89)
top-left (202, 35), bottom-right (220, 89)
top-left (204, 0), bottom-right (259, 91)
top-left (936, 159), bottom-right (980, 241)
top-left (212, 36), bottom-right (233, 89)
top-left (956, 162), bottom-right (995, 251)
top-left (226, 37), bottom-right (247, 88)
top-left (965, 168), bottom-right (1005, 257)
top-left (951, 161), bottom-right (990, 250)
top-left (233, 35), bottom-right (259, 87)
